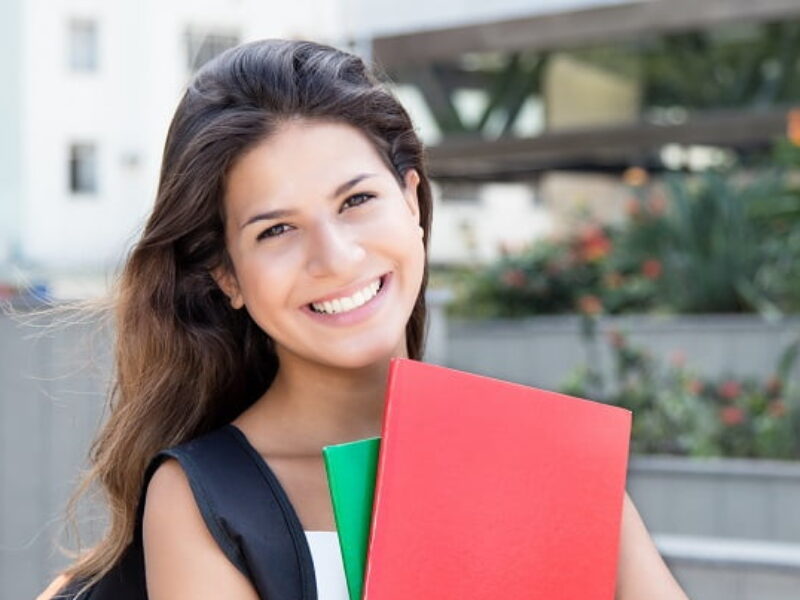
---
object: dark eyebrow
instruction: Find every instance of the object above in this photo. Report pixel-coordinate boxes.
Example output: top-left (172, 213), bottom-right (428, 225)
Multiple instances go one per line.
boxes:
top-left (239, 172), bottom-right (377, 230)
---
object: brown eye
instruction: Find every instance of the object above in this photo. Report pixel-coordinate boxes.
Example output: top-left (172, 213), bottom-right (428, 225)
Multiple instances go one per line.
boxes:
top-left (256, 223), bottom-right (292, 241)
top-left (341, 193), bottom-right (375, 210)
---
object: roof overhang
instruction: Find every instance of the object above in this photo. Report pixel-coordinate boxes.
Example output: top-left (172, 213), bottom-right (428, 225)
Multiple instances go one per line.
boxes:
top-left (373, 0), bottom-right (800, 68)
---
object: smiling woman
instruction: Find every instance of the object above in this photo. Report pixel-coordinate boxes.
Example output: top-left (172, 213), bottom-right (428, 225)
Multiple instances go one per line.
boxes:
top-left (38, 38), bottom-right (687, 600)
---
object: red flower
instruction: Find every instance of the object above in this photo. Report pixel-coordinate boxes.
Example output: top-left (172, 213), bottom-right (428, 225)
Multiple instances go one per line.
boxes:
top-left (642, 259), bottom-right (663, 280)
top-left (718, 380), bottom-right (741, 400)
top-left (720, 406), bottom-right (745, 426)
top-left (768, 400), bottom-right (787, 418)
top-left (501, 268), bottom-right (527, 289)
top-left (577, 224), bottom-right (612, 262)
top-left (578, 294), bottom-right (603, 315)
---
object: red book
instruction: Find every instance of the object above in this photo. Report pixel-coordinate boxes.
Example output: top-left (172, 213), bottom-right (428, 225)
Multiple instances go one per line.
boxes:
top-left (363, 358), bottom-right (632, 600)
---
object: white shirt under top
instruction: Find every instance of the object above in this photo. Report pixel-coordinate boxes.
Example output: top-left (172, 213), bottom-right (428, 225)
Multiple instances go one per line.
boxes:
top-left (304, 530), bottom-right (349, 600)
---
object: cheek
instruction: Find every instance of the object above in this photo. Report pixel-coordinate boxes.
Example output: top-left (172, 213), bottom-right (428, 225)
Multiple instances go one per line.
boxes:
top-left (371, 216), bottom-right (426, 284)
top-left (367, 204), bottom-right (420, 246)
top-left (240, 253), bottom-right (296, 311)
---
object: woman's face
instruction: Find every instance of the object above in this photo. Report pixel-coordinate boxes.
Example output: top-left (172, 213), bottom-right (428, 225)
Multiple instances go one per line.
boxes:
top-left (214, 118), bottom-right (425, 369)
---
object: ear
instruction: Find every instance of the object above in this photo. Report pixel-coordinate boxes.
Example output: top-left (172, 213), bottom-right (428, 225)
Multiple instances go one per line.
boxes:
top-left (211, 265), bottom-right (245, 310)
top-left (402, 168), bottom-right (421, 223)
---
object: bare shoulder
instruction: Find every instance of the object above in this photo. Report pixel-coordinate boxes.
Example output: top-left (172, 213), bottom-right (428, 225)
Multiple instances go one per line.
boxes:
top-left (616, 491), bottom-right (690, 600)
top-left (142, 457), bottom-right (259, 600)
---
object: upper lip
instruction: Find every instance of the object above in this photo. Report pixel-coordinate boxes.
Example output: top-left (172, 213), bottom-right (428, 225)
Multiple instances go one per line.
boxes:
top-left (307, 273), bottom-right (386, 305)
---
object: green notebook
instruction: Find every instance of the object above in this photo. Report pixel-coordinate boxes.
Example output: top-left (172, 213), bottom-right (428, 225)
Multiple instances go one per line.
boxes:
top-left (322, 437), bottom-right (381, 600)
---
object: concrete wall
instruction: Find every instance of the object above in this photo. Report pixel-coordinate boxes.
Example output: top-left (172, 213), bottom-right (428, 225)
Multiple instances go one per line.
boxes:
top-left (446, 314), bottom-right (800, 391)
top-left (0, 306), bottom-right (111, 599)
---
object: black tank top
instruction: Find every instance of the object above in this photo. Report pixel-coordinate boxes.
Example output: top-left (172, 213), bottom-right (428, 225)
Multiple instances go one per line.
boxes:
top-left (55, 424), bottom-right (318, 599)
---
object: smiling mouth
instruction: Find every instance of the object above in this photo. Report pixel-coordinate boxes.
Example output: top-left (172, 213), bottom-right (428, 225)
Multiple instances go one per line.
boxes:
top-left (308, 275), bottom-right (386, 315)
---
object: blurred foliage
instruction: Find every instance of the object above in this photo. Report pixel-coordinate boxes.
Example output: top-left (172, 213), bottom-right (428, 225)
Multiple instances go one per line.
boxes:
top-left (449, 138), bottom-right (800, 318)
top-left (435, 21), bottom-right (800, 137)
top-left (559, 327), bottom-right (800, 459)
top-left (640, 22), bottom-right (800, 110)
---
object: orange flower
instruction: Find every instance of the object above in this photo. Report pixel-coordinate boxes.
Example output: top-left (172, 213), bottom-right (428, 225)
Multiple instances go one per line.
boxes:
top-left (578, 294), bottom-right (603, 315)
top-left (718, 380), bottom-right (741, 400)
top-left (578, 224), bottom-right (612, 262)
top-left (642, 259), bottom-right (663, 280)
top-left (788, 108), bottom-right (800, 146)
top-left (720, 406), bottom-right (745, 426)
top-left (622, 166), bottom-right (649, 187)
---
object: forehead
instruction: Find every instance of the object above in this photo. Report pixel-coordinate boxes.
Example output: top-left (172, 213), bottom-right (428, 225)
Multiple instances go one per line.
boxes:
top-left (224, 119), bottom-right (391, 219)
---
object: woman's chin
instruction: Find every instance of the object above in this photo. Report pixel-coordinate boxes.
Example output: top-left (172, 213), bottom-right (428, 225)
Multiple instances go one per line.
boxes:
top-left (316, 339), bottom-right (406, 371)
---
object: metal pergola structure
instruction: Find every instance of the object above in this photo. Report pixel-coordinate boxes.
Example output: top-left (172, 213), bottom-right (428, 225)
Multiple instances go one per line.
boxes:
top-left (371, 0), bottom-right (800, 180)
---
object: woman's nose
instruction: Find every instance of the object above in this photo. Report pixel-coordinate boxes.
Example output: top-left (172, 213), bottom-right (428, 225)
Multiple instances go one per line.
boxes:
top-left (305, 220), bottom-right (366, 278)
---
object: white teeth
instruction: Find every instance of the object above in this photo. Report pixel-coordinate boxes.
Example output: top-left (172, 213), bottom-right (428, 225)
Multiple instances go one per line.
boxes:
top-left (310, 277), bottom-right (382, 315)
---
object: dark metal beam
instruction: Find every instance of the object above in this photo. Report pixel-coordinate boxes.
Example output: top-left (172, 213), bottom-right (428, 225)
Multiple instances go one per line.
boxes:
top-left (373, 0), bottom-right (800, 69)
top-left (426, 108), bottom-right (789, 180)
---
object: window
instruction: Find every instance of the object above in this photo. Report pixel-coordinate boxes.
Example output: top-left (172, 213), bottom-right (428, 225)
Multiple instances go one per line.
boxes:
top-left (68, 18), bottom-right (98, 72)
top-left (69, 143), bottom-right (97, 194)
top-left (184, 29), bottom-right (240, 73)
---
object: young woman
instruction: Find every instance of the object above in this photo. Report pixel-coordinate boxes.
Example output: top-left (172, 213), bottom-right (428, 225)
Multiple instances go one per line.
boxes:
top-left (39, 39), bottom-right (689, 600)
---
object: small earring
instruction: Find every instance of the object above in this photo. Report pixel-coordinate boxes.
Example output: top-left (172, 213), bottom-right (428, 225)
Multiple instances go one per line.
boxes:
top-left (418, 226), bottom-right (425, 238)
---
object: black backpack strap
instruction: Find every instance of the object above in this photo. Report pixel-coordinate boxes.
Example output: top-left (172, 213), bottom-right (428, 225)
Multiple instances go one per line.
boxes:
top-left (54, 424), bottom-right (317, 600)
top-left (145, 424), bottom-right (318, 600)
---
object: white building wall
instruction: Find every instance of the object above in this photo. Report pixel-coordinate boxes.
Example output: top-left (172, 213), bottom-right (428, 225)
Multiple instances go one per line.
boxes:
top-left (16, 0), bottom-right (346, 294)
top-left (0, 0), bottom-right (23, 270)
top-left (429, 182), bottom-right (554, 264)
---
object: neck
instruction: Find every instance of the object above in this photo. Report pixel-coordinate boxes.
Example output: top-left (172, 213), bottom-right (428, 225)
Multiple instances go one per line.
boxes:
top-left (249, 342), bottom-right (409, 454)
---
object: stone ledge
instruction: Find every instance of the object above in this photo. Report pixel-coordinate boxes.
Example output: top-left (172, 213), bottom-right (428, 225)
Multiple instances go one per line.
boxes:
top-left (655, 534), bottom-right (800, 572)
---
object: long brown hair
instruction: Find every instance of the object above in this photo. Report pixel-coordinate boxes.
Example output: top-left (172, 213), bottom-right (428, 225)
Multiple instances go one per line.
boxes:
top-left (54, 38), bottom-right (434, 593)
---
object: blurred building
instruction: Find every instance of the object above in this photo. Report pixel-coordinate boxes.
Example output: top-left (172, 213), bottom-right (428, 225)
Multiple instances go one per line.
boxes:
top-left (0, 0), bottom-right (344, 299)
top-left (357, 0), bottom-right (800, 265)
top-left (3, 0), bottom-right (800, 291)
top-left (1, 0), bottom-right (640, 299)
